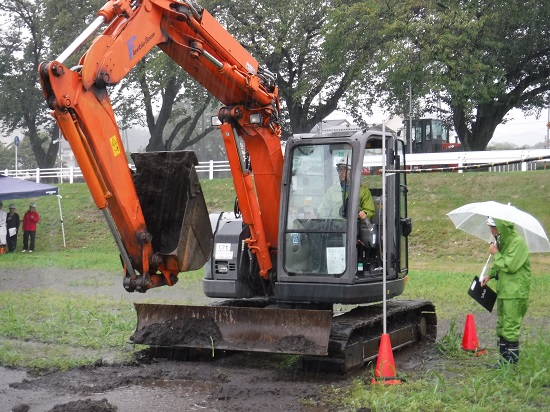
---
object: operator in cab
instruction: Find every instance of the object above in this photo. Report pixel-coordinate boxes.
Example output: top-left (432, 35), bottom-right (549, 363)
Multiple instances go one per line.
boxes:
top-left (317, 158), bottom-right (375, 223)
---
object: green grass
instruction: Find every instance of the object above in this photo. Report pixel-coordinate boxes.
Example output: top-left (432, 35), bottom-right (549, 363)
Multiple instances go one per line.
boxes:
top-left (0, 289), bottom-right (138, 370)
top-left (0, 171), bottom-right (549, 407)
top-left (324, 336), bottom-right (550, 411)
top-left (0, 290), bottom-right (134, 348)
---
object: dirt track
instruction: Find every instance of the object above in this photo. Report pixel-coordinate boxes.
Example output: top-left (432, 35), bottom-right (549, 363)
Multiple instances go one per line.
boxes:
top-left (0, 268), bottom-right (457, 411)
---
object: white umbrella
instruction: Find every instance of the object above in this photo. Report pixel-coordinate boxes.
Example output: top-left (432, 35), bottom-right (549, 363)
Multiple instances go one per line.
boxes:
top-left (447, 201), bottom-right (550, 253)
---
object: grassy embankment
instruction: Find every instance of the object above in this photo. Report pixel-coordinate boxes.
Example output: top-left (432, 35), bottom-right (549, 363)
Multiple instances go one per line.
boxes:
top-left (0, 171), bottom-right (549, 411)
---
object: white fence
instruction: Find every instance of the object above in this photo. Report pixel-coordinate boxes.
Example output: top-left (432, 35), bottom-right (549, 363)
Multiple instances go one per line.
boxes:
top-left (3, 159), bottom-right (232, 184)
top-left (3, 149), bottom-right (550, 183)
top-left (403, 149), bottom-right (550, 172)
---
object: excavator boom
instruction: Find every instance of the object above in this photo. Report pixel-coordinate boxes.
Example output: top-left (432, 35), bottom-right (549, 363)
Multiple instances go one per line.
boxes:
top-left (39, 0), bottom-right (282, 289)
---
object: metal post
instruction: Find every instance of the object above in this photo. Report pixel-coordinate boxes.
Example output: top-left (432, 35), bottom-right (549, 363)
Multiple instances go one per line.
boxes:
top-left (408, 83), bottom-right (413, 154)
top-left (57, 195), bottom-right (66, 247)
top-left (382, 120), bottom-right (387, 335)
top-left (57, 16), bottom-right (106, 64)
top-left (14, 135), bottom-right (20, 177)
top-left (59, 133), bottom-right (63, 184)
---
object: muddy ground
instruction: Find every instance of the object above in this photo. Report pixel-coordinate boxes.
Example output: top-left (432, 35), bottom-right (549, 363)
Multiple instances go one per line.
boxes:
top-left (1, 268), bottom-right (484, 412)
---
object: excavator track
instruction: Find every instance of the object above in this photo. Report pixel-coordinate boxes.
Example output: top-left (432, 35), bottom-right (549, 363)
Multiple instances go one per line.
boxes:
top-left (132, 299), bottom-right (435, 374)
top-left (303, 299), bottom-right (437, 374)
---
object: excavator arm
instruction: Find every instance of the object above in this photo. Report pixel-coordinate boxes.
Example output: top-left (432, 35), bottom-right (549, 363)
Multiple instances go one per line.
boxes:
top-left (39, 0), bottom-right (284, 291)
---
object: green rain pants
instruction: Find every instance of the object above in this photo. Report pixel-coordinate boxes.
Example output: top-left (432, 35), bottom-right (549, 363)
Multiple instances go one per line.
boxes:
top-left (496, 298), bottom-right (529, 342)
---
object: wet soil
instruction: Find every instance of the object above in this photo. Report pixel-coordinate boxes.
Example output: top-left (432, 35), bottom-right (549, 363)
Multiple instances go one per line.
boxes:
top-left (0, 268), bottom-right (481, 412)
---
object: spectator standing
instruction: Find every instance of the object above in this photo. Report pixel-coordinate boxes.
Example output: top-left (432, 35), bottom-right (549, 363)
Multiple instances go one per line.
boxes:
top-left (22, 203), bottom-right (40, 253)
top-left (0, 201), bottom-right (7, 253)
top-left (6, 204), bottom-right (20, 252)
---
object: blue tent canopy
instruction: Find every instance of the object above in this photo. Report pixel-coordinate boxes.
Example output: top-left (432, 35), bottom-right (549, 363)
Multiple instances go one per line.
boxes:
top-left (0, 175), bottom-right (65, 247)
top-left (0, 175), bottom-right (58, 200)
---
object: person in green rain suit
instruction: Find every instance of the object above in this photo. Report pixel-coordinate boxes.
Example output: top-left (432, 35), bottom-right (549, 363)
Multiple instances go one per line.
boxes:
top-left (482, 217), bottom-right (531, 365)
top-left (317, 159), bottom-right (375, 222)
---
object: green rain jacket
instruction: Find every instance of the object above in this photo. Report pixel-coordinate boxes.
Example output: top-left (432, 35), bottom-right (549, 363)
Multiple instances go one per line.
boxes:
top-left (318, 184), bottom-right (375, 220)
top-left (489, 218), bottom-right (531, 299)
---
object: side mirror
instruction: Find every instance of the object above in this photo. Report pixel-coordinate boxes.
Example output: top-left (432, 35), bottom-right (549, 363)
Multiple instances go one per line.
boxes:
top-left (400, 218), bottom-right (412, 237)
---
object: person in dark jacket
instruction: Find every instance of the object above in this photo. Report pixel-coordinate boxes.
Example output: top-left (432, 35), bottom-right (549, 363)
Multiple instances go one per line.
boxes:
top-left (6, 204), bottom-right (20, 252)
top-left (0, 201), bottom-right (6, 251)
top-left (482, 217), bottom-right (531, 365)
top-left (22, 203), bottom-right (40, 253)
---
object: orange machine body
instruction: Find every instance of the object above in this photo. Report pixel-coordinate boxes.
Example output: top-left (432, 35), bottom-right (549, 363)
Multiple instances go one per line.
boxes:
top-left (39, 0), bottom-right (283, 288)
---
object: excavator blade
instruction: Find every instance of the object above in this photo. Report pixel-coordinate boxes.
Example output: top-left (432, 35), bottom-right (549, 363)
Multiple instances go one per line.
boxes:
top-left (131, 303), bottom-right (332, 356)
top-left (132, 151), bottom-right (213, 271)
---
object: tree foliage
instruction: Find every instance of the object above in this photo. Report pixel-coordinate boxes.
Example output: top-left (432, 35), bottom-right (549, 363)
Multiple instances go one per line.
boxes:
top-left (0, 136), bottom-right (40, 170)
top-left (117, 52), bottom-right (217, 152)
top-left (2, 0), bottom-right (548, 161)
top-left (0, 0), bottom-right (103, 168)
top-left (214, 0), bottom-right (380, 136)
top-left (365, 0), bottom-right (550, 150)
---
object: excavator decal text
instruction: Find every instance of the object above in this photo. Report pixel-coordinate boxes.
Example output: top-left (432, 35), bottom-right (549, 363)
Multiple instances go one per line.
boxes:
top-left (126, 33), bottom-right (156, 60)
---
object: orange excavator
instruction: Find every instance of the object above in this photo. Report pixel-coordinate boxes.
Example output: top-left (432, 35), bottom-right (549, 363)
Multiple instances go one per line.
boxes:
top-left (39, 0), bottom-right (435, 373)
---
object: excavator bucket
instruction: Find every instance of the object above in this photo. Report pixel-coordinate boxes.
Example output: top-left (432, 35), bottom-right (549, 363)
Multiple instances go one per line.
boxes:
top-left (132, 151), bottom-right (213, 271)
top-left (131, 303), bottom-right (332, 356)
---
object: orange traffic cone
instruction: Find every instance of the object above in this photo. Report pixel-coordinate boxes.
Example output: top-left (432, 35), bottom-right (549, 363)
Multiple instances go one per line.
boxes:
top-left (461, 314), bottom-right (486, 355)
top-left (371, 333), bottom-right (401, 385)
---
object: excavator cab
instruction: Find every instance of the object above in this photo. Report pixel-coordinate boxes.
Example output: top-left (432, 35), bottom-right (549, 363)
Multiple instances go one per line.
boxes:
top-left (202, 128), bottom-right (410, 305)
top-left (275, 128), bottom-right (410, 304)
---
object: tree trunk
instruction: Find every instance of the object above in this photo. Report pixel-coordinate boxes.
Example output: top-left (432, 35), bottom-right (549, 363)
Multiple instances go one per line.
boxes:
top-left (453, 102), bottom-right (508, 151)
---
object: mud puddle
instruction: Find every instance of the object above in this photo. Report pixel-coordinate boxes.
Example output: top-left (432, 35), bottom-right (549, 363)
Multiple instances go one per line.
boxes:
top-left (1, 349), bottom-right (345, 412)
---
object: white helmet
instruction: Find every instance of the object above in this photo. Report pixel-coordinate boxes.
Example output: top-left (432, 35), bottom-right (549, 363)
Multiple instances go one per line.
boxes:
top-left (336, 157), bottom-right (351, 169)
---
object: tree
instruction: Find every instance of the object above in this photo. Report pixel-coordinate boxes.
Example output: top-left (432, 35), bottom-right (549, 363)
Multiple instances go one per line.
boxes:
top-left (116, 53), bottom-right (217, 152)
top-left (0, 0), bottom-right (53, 168)
top-left (0, 136), bottom-right (39, 170)
top-left (214, 0), bottom-right (380, 137)
top-left (370, 0), bottom-right (550, 150)
top-left (0, 0), bottom-right (103, 168)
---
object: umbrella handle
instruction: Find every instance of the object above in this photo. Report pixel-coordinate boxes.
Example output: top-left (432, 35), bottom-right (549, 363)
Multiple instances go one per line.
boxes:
top-left (479, 254), bottom-right (492, 281)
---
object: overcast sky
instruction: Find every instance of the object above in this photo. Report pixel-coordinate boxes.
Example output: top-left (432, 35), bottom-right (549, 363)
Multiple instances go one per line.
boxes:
top-left (492, 108), bottom-right (549, 146)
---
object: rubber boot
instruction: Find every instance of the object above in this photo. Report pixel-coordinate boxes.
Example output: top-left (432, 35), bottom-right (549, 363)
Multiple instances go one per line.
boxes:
top-left (498, 336), bottom-right (506, 357)
top-left (506, 341), bottom-right (519, 364)
top-left (494, 336), bottom-right (507, 368)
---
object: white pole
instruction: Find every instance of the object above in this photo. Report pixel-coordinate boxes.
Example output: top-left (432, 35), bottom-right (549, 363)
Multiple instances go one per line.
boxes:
top-left (57, 194), bottom-right (66, 247)
top-left (382, 120), bottom-right (387, 335)
top-left (15, 145), bottom-right (18, 177)
top-left (408, 83), bottom-right (413, 154)
top-left (59, 130), bottom-right (63, 184)
top-left (57, 16), bottom-right (106, 64)
top-left (479, 254), bottom-right (492, 283)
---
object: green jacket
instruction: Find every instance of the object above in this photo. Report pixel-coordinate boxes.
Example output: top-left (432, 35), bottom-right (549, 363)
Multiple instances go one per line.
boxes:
top-left (317, 184), bottom-right (375, 220)
top-left (359, 186), bottom-right (375, 220)
top-left (489, 218), bottom-right (531, 299)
